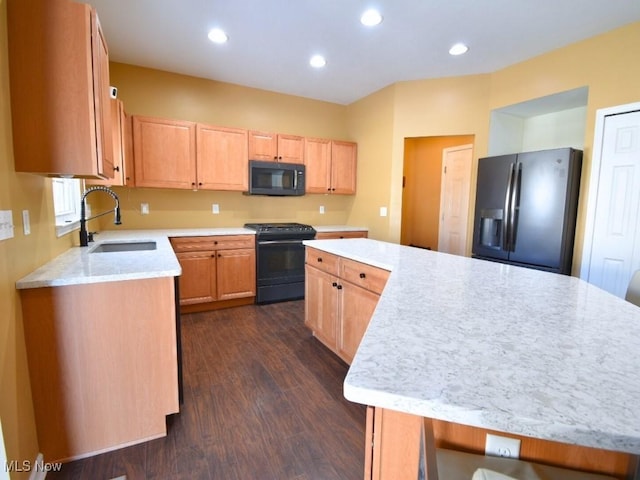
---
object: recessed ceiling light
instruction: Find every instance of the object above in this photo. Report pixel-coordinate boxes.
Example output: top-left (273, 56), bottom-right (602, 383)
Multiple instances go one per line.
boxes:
top-left (310, 55), bottom-right (327, 68)
top-left (449, 43), bottom-right (469, 56)
top-left (208, 28), bottom-right (228, 44)
top-left (360, 9), bottom-right (383, 27)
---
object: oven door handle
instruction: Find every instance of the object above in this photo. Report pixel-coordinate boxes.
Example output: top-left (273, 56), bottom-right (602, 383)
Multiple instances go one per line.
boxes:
top-left (257, 239), bottom-right (305, 245)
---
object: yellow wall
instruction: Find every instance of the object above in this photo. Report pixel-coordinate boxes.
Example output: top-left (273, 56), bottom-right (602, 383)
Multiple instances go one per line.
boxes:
top-left (0, 1), bottom-right (74, 476)
top-left (348, 21), bottom-right (640, 264)
top-left (102, 63), bottom-right (358, 232)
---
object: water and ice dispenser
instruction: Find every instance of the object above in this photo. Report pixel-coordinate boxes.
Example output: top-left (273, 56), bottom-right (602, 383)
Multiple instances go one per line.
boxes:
top-left (479, 209), bottom-right (503, 248)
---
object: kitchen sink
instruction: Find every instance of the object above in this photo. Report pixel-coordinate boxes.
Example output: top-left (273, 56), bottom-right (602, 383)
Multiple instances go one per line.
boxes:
top-left (90, 241), bottom-right (157, 253)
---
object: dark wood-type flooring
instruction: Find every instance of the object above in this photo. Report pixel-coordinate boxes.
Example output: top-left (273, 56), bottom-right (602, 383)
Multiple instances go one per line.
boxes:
top-left (48, 300), bottom-right (366, 480)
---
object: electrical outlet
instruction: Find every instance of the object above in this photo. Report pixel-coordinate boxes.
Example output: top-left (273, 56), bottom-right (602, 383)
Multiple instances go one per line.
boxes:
top-left (212, 204), bottom-right (220, 214)
top-left (485, 433), bottom-right (520, 459)
top-left (319, 205), bottom-right (325, 214)
top-left (141, 203), bottom-right (149, 215)
top-left (379, 206), bottom-right (388, 217)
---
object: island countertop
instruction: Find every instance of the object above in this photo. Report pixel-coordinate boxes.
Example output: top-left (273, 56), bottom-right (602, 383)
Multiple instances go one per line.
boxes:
top-left (303, 238), bottom-right (640, 455)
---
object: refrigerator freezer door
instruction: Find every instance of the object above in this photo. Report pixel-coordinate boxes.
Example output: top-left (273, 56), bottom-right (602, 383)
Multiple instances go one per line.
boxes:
top-left (508, 148), bottom-right (579, 271)
top-left (472, 154), bottom-right (517, 261)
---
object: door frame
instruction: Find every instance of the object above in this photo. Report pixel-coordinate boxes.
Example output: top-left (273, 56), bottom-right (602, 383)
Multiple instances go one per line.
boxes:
top-left (438, 144), bottom-right (473, 255)
top-left (580, 101), bottom-right (640, 280)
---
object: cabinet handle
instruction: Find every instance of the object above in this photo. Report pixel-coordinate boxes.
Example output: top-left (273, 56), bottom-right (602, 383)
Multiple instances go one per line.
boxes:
top-left (336, 284), bottom-right (343, 290)
top-left (114, 165), bottom-right (120, 172)
top-left (360, 273), bottom-right (366, 279)
top-left (317, 257), bottom-right (322, 262)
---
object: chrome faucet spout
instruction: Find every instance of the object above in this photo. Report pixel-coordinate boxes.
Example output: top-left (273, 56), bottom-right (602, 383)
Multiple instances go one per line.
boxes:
top-left (79, 186), bottom-right (122, 247)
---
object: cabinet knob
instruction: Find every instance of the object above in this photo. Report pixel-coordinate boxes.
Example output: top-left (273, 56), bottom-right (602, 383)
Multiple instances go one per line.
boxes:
top-left (218, 253), bottom-right (222, 257)
top-left (211, 254), bottom-right (215, 258)
top-left (332, 282), bottom-right (338, 287)
top-left (214, 241), bottom-right (218, 245)
top-left (336, 284), bottom-right (343, 290)
top-left (327, 188), bottom-right (331, 192)
top-left (198, 182), bottom-right (203, 186)
top-left (114, 165), bottom-right (120, 172)
top-left (191, 182), bottom-right (196, 186)
top-left (317, 257), bottom-right (322, 262)
top-left (359, 273), bottom-right (366, 279)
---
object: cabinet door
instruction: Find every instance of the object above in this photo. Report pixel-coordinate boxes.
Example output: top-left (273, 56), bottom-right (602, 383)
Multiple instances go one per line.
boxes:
top-left (277, 134), bottom-right (304, 164)
top-left (337, 281), bottom-right (380, 363)
top-left (305, 265), bottom-right (339, 350)
top-left (249, 130), bottom-right (278, 161)
top-left (304, 137), bottom-right (332, 193)
top-left (331, 140), bottom-right (357, 194)
top-left (197, 124), bottom-right (248, 191)
top-left (176, 251), bottom-right (217, 305)
top-left (86, 99), bottom-right (125, 187)
top-left (7, 1), bottom-right (110, 178)
top-left (133, 116), bottom-right (197, 189)
top-left (92, 12), bottom-right (114, 178)
top-left (216, 248), bottom-right (256, 300)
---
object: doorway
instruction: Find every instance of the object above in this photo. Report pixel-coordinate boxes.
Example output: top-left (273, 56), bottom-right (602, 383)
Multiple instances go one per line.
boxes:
top-left (581, 102), bottom-right (640, 297)
top-left (401, 135), bottom-right (474, 252)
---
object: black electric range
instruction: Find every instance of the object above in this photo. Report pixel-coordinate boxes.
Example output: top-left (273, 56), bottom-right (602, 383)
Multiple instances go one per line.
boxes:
top-left (244, 223), bottom-right (317, 304)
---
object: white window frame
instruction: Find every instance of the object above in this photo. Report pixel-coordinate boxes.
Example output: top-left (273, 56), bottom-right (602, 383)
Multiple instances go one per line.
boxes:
top-left (52, 178), bottom-right (83, 237)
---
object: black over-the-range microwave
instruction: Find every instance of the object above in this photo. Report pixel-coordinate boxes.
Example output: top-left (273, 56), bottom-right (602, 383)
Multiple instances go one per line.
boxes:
top-left (247, 160), bottom-right (306, 196)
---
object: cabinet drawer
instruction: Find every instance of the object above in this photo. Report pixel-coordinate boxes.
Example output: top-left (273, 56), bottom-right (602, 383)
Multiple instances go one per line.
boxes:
top-left (170, 236), bottom-right (216, 252)
top-left (213, 235), bottom-right (255, 250)
top-left (340, 258), bottom-right (390, 294)
top-left (171, 235), bottom-right (254, 253)
top-left (315, 231), bottom-right (368, 239)
top-left (306, 247), bottom-right (340, 276)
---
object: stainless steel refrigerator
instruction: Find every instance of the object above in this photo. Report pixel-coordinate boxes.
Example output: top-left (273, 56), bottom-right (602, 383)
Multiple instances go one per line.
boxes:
top-left (472, 147), bottom-right (582, 275)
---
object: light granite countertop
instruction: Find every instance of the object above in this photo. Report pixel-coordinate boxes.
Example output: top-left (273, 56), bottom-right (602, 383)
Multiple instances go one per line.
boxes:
top-left (303, 238), bottom-right (640, 455)
top-left (15, 228), bottom-right (255, 289)
top-left (15, 225), bottom-right (362, 289)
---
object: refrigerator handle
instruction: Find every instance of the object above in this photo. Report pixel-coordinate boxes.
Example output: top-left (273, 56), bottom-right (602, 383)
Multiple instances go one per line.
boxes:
top-left (503, 162), bottom-right (515, 250)
top-left (508, 163), bottom-right (522, 252)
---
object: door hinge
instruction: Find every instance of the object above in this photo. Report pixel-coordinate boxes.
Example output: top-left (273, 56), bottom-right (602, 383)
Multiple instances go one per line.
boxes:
top-left (444, 166), bottom-right (447, 174)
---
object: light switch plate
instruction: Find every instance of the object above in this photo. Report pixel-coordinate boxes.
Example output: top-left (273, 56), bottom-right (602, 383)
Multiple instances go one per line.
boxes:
top-left (141, 203), bottom-right (149, 215)
top-left (0, 210), bottom-right (14, 241)
top-left (22, 210), bottom-right (31, 235)
top-left (379, 206), bottom-right (388, 217)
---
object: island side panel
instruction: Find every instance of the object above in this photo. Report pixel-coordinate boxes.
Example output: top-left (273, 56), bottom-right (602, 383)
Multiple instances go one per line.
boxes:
top-left (20, 276), bottom-right (178, 462)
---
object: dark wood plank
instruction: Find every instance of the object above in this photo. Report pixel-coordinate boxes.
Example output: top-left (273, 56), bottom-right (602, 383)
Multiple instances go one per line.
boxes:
top-left (47, 300), bottom-right (366, 479)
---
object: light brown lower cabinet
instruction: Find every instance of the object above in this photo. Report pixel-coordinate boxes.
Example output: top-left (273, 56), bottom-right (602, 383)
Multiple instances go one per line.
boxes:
top-left (171, 235), bottom-right (256, 310)
top-left (19, 277), bottom-right (179, 463)
top-left (304, 247), bottom-right (389, 364)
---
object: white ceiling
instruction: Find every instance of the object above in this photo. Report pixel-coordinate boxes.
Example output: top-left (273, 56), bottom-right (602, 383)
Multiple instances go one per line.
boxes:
top-left (88, 0), bottom-right (640, 105)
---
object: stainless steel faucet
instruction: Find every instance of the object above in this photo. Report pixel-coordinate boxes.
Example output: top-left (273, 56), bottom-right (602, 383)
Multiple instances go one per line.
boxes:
top-left (79, 186), bottom-right (122, 246)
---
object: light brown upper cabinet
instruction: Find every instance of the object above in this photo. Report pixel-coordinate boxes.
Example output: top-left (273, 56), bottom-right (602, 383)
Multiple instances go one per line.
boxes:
top-left (8, 0), bottom-right (113, 178)
top-left (197, 125), bottom-right (248, 191)
top-left (87, 99), bottom-right (133, 187)
top-left (133, 117), bottom-right (248, 191)
top-left (249, 131), bottom-right (305, 164)
top-left (304, 138), bottom-right (357, 194)
top-left (133, 116), bottom-right (197, 189)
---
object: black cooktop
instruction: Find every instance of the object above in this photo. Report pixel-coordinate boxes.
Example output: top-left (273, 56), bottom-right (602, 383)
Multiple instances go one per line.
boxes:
top-left (244, 222), bottom-right (316, 239)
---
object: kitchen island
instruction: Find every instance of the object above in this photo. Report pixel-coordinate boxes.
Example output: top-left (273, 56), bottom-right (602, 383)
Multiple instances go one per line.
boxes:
top-left (303, 238), bottom-right (640, 479)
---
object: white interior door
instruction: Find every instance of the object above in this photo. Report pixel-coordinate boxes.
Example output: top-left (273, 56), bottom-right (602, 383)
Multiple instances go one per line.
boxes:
top-left (438, 144), bottom-right (473, 255)
top-left (581, 106), bottom-right (640, 297)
